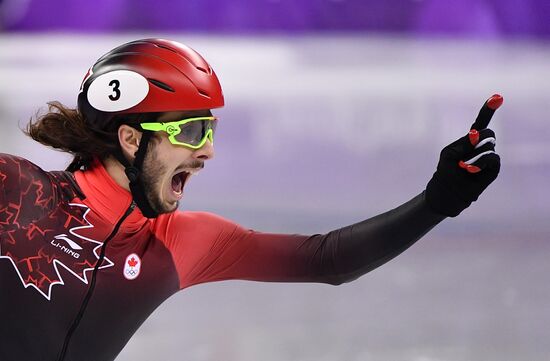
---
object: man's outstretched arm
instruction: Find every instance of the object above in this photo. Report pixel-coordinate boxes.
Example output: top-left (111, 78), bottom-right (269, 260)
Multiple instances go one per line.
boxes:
top-left (168, 95), bottom-right (502, 288)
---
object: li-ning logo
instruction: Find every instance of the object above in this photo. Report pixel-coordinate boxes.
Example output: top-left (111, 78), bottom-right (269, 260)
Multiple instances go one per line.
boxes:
top-left (50, 234), bottom-right (83, 259)
top-left (0, 203), bottom-right (114, 301)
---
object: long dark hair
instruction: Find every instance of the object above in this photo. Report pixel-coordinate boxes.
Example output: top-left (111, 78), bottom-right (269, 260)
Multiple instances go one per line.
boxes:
top-left (25, 101), bottom-right (156, 172)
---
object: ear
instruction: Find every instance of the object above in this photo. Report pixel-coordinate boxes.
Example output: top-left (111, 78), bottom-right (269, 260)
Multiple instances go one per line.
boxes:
top-left (118, 124), bottom-right (142, 161)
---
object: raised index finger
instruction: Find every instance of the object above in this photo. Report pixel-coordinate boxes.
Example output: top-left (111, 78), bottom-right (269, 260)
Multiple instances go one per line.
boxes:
top-left (470, 94), bottom-right (504, 130)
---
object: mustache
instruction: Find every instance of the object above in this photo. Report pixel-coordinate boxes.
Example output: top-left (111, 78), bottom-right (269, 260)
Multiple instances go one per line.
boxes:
top-left (180, 160), bottom-right (204, 170)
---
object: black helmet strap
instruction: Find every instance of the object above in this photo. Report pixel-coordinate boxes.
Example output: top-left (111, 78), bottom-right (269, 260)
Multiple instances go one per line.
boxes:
top-left (114, 130), bottom-right (159, 218)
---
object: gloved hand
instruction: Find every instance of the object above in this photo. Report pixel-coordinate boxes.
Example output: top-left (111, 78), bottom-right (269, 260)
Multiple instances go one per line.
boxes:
top-left (425, 94), bottom-right (503, 217)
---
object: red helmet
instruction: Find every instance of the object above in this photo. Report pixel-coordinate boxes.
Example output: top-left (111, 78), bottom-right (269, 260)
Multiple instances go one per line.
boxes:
top-left (78, 38), bottom-right (224, 127)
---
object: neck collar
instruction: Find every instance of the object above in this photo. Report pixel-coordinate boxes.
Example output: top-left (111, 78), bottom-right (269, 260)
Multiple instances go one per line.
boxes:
top-left (74, 159), bottom-right (147, 227)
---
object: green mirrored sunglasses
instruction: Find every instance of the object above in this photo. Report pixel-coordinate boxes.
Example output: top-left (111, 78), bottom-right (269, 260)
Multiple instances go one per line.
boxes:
top-left (140, 116), bottom-right (218, 149)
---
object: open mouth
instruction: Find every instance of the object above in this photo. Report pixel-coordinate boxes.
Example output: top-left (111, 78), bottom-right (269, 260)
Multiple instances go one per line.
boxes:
top-left (171, 171), bottom-right (189, 197)
top-left (169, 167), bottom-right (202, 200)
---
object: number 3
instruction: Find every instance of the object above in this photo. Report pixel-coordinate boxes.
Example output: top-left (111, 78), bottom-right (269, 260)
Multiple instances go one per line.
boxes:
top-left (109, 79), bottom-right (121, 101)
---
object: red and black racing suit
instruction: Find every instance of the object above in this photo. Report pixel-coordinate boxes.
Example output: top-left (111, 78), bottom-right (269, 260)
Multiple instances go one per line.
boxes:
top-left (0, 154), bottom-right (445, 361)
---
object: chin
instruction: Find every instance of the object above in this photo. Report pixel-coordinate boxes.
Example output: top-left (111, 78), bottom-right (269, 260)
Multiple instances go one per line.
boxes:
top-left (145, 192), bottom-right (179, 215)
top-left (167, 201), bottom-right (179, 213)
top-left (158, 200), bottom-right (179, 214)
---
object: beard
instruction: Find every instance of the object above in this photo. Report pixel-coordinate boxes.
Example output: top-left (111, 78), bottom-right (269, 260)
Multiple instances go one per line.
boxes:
top-left (140, 149), bottom-right (176, 215)
top-left (138, 146), bottom-right (204, 215)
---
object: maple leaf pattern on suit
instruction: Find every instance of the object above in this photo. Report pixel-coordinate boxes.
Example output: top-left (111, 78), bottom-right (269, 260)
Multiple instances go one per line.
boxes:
top-left (0, 154), bottom-right (114, 300)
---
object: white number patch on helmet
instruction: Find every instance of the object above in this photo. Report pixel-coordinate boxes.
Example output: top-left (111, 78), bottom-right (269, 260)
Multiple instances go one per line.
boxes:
top-left (87, 70), bottom-right (149, 112)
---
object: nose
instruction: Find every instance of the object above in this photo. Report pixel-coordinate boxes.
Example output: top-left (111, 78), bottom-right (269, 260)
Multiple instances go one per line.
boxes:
top-left (193, 139), bottom-right (215, 160)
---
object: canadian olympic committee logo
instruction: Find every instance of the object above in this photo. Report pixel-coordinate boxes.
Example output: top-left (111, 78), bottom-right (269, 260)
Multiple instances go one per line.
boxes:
top-left (124, 253), bottom-right (142, 280)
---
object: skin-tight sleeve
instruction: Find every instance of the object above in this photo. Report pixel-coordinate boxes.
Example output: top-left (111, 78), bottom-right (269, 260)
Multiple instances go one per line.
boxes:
top-left (0, 154), bottom-right (56, 232)
top-left (309, 191), bottom-right (446, 284)
top-left (159, 191), bottom-right (446, 289)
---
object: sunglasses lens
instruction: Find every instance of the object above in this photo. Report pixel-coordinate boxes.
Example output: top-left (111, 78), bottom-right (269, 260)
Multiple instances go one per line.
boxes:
top-left (209, 119), bottom-right (218, 135)
top-left (174, 119), bottom-right (217, 146)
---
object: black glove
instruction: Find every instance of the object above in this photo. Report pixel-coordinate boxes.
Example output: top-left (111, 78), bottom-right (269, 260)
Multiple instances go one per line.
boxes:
top-left (426, 94), bottom-right (502, 217)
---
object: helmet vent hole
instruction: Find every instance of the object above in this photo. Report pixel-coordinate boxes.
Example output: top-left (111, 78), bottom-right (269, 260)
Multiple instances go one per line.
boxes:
top-left (155, 44), bottom-right (178, 53)
top-left (197, 89), bottom-right (210, 98)
top-left (195, 66), bottom-right (208, 74)
top-left (149, 79), bottom-right (175, 92)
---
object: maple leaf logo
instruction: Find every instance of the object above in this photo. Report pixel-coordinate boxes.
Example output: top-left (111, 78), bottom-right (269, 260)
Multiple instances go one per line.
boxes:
top-left (128, 257), bottom-right (138, 268)
top-left (0, 203), bottom-right (114, 300)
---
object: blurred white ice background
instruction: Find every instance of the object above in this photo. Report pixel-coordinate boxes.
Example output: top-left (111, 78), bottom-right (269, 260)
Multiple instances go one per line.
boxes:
top-left (1, 34), bottom-right (549, 361)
